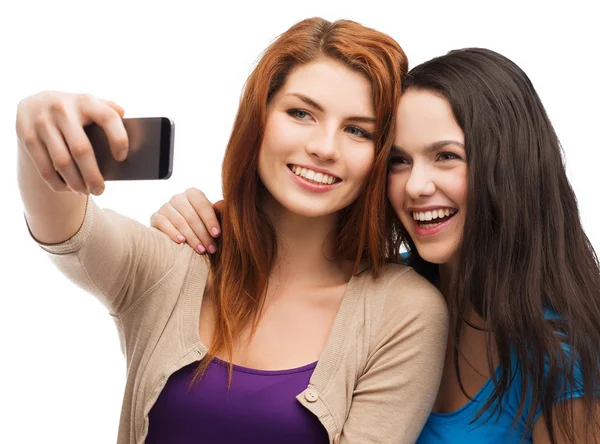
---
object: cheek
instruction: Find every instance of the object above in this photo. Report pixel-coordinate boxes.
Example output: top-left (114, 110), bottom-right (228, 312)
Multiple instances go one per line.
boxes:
top-left (346, 147), bottom-right (375, 183)
top-left (444, 168), bottom-right (468, 235)
top-left (261, 113), bottom-right (297, 156)
top-left (257, 116), bottom-right (292, 178)
top-left (257, 145), bottom-right (268, 181)
top-left (387, 173), bottom-right (414, 227)
top-left (458, 175), bottom-right (468, 204)
top-left (261, 119), bottom-right (279, 156)
top-left (447, 167), bottom-right (468, 206)
top-left (386, 173), bottom-right (406, 210)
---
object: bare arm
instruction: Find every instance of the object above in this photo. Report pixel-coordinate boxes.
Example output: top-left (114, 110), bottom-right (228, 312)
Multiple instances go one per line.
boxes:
top-left (16, 91), bottom-right (127, 244)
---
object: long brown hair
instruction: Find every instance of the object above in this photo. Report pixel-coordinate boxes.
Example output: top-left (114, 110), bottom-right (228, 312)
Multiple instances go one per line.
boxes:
top-left (394, 48), bottom-right (600, 442)
top-left (196, 18), bottom-right (407, 378)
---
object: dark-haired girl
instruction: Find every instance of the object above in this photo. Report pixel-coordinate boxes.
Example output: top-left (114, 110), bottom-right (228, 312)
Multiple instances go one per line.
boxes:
top-left (154, 48), bottom-right (600, 443)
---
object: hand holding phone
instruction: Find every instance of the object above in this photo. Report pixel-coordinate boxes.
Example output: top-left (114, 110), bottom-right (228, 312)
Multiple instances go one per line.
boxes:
top-left (17, 92), bottom-right (128, 196)
top-left (17, 92), bottom-right (175, 198)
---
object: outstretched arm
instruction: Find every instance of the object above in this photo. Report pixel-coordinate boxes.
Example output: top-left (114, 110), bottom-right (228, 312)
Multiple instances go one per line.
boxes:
top-left (17, 91), bottom-right (127, 244)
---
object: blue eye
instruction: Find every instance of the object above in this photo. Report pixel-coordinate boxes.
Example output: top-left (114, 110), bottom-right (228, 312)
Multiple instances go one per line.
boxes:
top-left (346, 126), bottom-right (372, 140)
top-left (288, 109), bottom-right (312, 120)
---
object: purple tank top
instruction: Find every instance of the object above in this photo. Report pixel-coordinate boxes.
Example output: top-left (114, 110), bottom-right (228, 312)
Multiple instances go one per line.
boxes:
top-left (145, 358), bottom-right (329, 443)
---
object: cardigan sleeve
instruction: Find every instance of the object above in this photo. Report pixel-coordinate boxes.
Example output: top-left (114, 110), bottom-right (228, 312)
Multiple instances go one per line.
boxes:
top-left (340, 268), bottom-right (448, 443)
top-left (29, 196), bottom-right (187, 316)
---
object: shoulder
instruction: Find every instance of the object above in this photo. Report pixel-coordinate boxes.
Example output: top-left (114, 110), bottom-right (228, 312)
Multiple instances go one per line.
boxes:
top-left (369, 263), bottom-right (446, 315)
top-left (357, 263), bottom-right (449, 342)
top-left (505, 308), bottom-right (589, 426)
top-left (385, 264), bottom-right (448, 333)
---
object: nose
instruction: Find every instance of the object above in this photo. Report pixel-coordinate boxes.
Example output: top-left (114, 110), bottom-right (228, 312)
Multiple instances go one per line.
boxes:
top-left (305, 126), bottom-right (340, 162)
top-left (405, 163), bottom-right (436, 199)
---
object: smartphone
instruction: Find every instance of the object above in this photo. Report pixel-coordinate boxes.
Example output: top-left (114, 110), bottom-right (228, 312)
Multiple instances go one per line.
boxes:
top-left (84, 117), bottom-right (174, 180)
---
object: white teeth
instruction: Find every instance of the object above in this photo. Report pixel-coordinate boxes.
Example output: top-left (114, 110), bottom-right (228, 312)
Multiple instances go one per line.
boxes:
top-left (412, 208), bottom-right (456, 221)
top-left (290, 165), bottom-right (337, 185)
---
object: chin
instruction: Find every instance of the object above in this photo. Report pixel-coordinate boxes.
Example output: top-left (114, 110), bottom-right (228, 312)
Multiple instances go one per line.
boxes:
top-left (276, 197), bottom-right (340, 219)
top-left (411, 243), bottom-right (456, 266)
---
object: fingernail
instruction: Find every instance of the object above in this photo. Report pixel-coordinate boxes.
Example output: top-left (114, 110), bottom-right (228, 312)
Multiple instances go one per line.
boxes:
top-left (92, 187), bottom-right (104, 196)
top-left (196, 244), bottom-right (206, 254)
top-left (208, 245), bottom-right (217, 254)
top-left (211, 227), bottom-right (220, 236)
top-left (176, 235), bottom-right (185, 243)
top-left (117, 150), bottom-right (128, 162)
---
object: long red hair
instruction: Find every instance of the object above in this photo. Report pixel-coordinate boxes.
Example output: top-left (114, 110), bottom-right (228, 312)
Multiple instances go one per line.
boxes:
top-left (198, 17), bottom-right (407, 377)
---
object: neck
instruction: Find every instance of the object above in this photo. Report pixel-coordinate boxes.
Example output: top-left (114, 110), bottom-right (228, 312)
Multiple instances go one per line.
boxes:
top-left (261, 192), bottom-right (353, 289)
top-left (438, 257), bottom-right (489, 330)
top-left (438, 261), bottom-right (455, 296)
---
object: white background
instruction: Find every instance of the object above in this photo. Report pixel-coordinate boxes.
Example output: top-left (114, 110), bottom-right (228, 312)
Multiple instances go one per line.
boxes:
top-left (1, 1), bottom-right (598, 442)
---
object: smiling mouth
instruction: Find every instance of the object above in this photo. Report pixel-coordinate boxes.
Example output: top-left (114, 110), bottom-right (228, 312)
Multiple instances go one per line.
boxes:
top-left (412, 208), bottom-right (457, 229)
top-left (287, 164), bottom-right (341, 185)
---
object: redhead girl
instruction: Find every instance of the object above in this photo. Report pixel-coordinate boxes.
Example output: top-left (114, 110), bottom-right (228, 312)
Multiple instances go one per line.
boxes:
top-left (17, 18), bottom-right (447, 444)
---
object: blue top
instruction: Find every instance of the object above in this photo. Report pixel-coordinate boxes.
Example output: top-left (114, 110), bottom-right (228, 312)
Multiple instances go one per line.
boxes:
top-left (417, 310), bottom-right (585, 443)
top-left (146, 357), bottom-right (328, 444)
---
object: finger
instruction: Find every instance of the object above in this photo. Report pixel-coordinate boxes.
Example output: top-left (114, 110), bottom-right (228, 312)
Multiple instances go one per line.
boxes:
top-left (37, 117), bottom-right (87, 194)
top-left (55, 112), bottom-right (105, 195)
top-left (25, 134), bottom-right (69, 192)
top-left (213, 200), bottom-right (225, 220)
top-left (172, 193), bottom-right (217, 252)
top-left (79, 95), bottom-right (128, 162)
top-left (160, 203), bottom-right (209, 254)
top-left (17, 115), bottom-right (69, 192)
top-left (186, 189), bottom-right (221, 238)
top-left (150, 213), bottom-right (187, 244)
top-left (101, 99), bottom-right (125, 118)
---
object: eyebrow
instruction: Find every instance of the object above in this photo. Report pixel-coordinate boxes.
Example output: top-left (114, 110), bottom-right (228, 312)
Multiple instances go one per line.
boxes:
top-left (286, 93), bottom-right (376, 123)
top-left (392, 140), bottom-right (465, 155)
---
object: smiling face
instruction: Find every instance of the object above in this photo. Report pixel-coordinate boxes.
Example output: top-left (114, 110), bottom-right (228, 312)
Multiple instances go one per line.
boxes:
top-left (387, 89), bottom-right (468, 265)
top-left (257, 57), bottom-right (376, 219)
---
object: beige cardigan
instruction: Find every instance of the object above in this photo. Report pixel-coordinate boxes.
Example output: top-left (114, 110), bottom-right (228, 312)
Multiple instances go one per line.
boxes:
top-left (34, 198), bottom-right (448, 443)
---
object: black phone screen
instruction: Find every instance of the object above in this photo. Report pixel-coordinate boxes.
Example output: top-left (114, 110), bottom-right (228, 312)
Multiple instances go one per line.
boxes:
top-left (84, 117), bottom-right (174, 181)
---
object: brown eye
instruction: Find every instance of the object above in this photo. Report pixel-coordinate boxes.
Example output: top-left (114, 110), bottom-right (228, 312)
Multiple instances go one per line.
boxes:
top-left (389, 156), bottom-right (409, 166)
top-left (437, 152), bottom-right (460, 161)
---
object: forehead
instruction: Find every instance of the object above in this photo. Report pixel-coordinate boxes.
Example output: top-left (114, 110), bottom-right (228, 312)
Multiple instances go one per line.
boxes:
top-left (395, 89), bottom-right (463, 148)
top-left (276, 58), bottom-right (374, 115)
